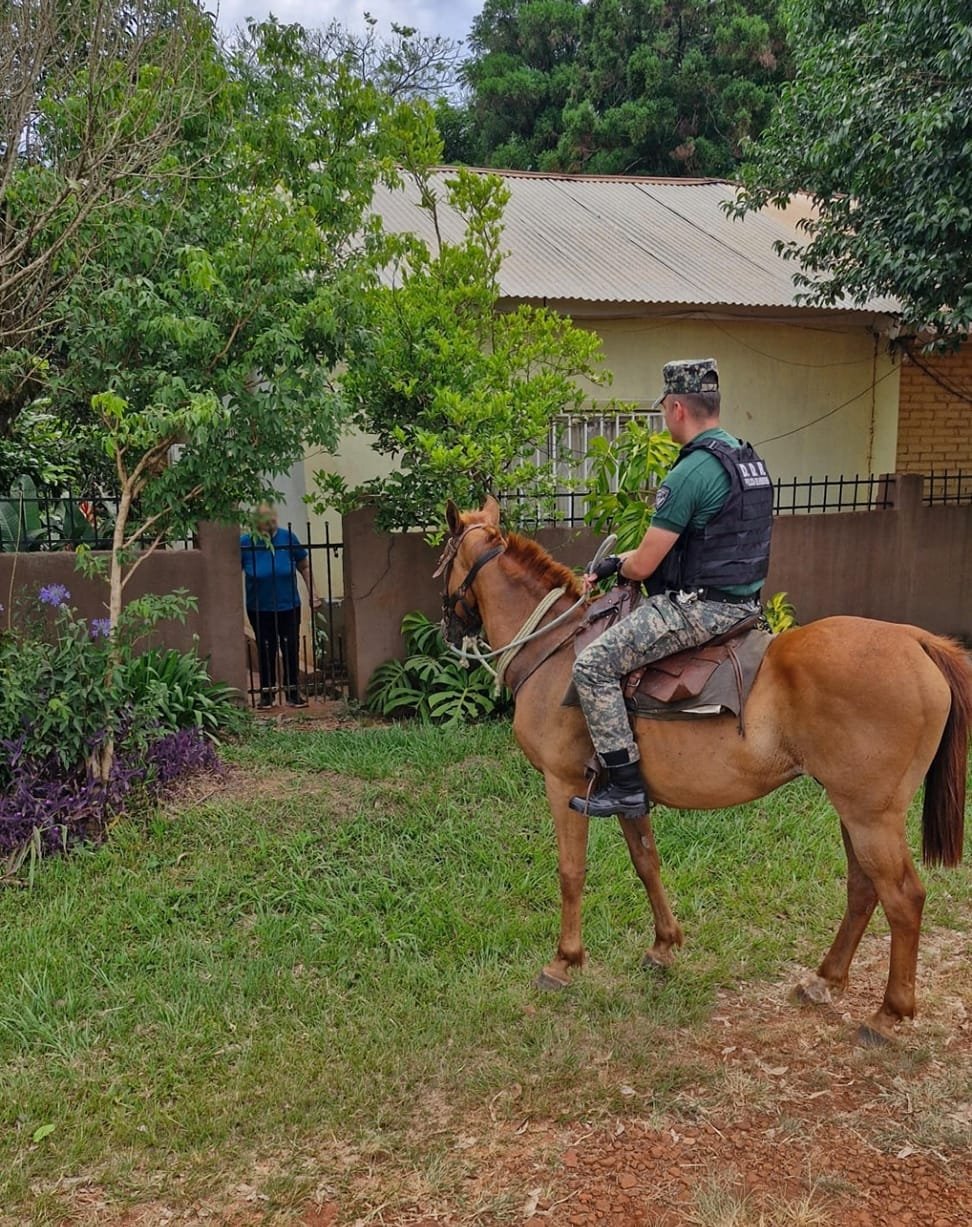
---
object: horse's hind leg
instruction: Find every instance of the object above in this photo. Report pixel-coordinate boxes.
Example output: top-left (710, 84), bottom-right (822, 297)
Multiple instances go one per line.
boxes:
top-left (618, 814), bottom-right (684, 970)
top-left (796, 822), bottom-right (878, 1005)
top-left (833, 808), bottom-right (926, 1044)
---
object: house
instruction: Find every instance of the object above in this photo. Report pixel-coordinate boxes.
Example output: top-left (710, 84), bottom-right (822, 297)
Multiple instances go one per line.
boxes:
top-left (325, 169), bottom-right (903, 483)
top-left (297, 168), bottom-right (910, 592)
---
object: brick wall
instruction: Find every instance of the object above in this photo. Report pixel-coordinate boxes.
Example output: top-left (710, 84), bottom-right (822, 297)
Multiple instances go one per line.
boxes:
top-left (896, 340), bottom-right (972, 472)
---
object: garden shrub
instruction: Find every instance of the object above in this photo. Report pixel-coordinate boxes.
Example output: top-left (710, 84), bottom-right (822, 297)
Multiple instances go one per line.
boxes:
top-left (367, 611), bottom-right (512, 724)
top-left (0, 585), bottom-right (237, 874)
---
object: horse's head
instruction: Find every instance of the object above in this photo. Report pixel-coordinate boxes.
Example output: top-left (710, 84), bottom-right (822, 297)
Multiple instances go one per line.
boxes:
top-left (434, 496), bottom-right (506, 646)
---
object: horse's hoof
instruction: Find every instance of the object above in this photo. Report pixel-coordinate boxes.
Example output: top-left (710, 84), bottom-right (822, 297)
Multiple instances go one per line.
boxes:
top-left (535, 969), bottom-right (570, 992)
top-left (790, 977), bottom-right (833, 1008)
top-left (856, 1022), bottom-right (893, 1049)
top-left (642, 952), bottom-right (672, 973)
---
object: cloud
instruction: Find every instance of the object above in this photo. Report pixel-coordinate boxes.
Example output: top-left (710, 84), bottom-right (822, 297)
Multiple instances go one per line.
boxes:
top-left (213, 0), bottom-right (478, 43)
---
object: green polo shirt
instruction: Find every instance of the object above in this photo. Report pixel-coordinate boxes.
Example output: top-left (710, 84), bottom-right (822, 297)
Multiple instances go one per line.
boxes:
top-left (651, 427), bottom-right (762, 597)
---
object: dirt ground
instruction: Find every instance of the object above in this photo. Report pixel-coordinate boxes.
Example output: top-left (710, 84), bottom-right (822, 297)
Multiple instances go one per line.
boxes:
top-left (56, 923), bottom-right (970, 1227)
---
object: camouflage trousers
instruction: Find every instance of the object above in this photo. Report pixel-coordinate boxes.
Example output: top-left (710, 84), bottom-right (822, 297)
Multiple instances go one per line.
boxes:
top-left (572, 593), bottom-right (758, 761)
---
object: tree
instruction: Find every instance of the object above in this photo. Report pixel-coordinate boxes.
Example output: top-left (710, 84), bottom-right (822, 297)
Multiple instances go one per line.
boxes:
top-left (441, 0), bottom-right (789, 176)
top-left (43, 19), bottom-right (407, 775)
top-left (311, 12), bottom-right (465, 99)
top-left (0, 0), bottom-right (216, 432)
top-left (315, 147), bottom-right (606, 533)
top-left (731, 0), bottom-right (972, 343)
top-left (449, 0), bottom-right (584, 169)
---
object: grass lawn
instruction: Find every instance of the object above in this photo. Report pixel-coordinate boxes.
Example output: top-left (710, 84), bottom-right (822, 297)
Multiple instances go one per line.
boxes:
top-left (1, 719), bottom-right (969, 1224)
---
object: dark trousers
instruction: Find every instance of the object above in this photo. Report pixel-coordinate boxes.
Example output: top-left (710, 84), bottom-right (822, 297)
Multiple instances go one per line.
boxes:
top-left (248, 607), bottom-right (301, 699)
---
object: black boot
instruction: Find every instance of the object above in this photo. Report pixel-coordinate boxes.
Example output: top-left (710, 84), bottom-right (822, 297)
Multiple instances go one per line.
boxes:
top-left (569, 754), bottom-right (648, 819)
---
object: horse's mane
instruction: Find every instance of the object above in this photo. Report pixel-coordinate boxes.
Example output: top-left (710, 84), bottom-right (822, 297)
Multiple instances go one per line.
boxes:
top-left (503, 532), bottom-right (583, 597)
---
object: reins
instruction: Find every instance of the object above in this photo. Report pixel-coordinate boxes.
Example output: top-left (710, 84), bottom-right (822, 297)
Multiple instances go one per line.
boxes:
top-left (436, 524), bottom-right (617, 695)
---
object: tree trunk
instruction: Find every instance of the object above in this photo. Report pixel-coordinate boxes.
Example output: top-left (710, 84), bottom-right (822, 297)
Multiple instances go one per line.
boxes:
top-left (90, 482), bottom-right (134, 785)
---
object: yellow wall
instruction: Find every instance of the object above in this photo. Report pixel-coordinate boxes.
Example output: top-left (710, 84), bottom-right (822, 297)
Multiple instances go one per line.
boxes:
top-left (303, 311), bottom-right (901, 596)
top-left (569, 313), bottom-right (899, 481)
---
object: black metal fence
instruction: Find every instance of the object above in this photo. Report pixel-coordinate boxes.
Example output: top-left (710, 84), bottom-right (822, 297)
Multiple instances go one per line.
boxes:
top-left (770, 473), bottom-right (893, 515)
top-left (0, 489), bottom-right (194, 551)
top-left (241, 518), bottom-right (346, 708)
top-left (923, 470), bottom-right (972, 506)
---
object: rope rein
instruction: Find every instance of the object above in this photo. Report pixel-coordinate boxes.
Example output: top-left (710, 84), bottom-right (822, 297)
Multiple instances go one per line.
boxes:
top-left (446, 532), bottom-right (617, 696)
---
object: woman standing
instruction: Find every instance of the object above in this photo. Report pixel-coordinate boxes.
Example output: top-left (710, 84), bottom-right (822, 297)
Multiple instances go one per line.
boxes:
top-left (241, 506), bottom-right (318, 708)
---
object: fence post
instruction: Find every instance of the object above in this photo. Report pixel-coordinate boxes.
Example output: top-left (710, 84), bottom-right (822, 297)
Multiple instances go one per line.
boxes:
top-left (197, 522), bottom-right (247, 696)
top-left (342, 506), bottom-right (443, 702)
top-left (887, 471), bottom-right (923, 517)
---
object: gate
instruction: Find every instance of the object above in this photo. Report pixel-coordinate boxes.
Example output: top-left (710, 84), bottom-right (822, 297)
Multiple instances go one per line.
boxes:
top-left (241, 518), bottom-right (347, 707)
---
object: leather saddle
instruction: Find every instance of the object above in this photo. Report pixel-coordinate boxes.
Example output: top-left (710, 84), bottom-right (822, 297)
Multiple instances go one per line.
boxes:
top-left (566, 583), bottom-right (772, 722)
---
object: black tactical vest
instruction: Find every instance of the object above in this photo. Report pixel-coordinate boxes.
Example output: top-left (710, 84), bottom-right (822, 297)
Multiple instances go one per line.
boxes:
top-left (657, 436), bottom-right (773, 592)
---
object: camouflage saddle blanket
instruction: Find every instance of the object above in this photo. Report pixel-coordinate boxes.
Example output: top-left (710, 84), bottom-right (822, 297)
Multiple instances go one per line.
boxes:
top-left (563, 584), bottom-right (773, 721)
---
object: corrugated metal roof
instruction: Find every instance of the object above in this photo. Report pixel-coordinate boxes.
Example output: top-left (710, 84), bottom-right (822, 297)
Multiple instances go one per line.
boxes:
top-left (370, 168), bottom-right (897, 315)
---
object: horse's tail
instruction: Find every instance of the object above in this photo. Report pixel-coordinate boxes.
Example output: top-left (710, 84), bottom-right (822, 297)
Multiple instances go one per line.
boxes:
top-left (919, 635), bottom-right (972, 867)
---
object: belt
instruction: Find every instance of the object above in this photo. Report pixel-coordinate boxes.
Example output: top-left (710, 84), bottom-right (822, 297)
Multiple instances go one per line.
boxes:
top-left (693, 587), bottom-right (760, 606)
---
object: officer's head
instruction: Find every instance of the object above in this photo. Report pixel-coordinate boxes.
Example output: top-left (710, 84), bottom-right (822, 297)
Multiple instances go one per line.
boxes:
top-left (653, 359), bottom-right (721, 445)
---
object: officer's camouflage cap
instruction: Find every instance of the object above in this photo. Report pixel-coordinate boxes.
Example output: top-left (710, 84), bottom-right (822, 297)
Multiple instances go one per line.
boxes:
top-left (653, 358), bottom-right (719, 408)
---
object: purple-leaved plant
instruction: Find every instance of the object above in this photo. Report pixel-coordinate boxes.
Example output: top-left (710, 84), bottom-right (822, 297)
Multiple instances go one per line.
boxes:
top-left (0, 729), bottom-right (221, 860)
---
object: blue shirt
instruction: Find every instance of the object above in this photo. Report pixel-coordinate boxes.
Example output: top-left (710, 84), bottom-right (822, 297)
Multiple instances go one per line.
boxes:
top-left (241, 527), bottom-right (307, 613)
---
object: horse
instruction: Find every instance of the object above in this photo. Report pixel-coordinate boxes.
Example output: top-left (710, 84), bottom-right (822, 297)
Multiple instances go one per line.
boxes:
top-left (437, 496), bottom-right (971, 1045)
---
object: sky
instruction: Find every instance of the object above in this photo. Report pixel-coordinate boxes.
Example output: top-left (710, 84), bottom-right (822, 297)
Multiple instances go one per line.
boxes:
top-left (214, 1), bottom-right (480, 44)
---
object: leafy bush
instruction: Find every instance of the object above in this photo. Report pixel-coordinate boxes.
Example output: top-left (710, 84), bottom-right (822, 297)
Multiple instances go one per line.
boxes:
top-left (119, 648), bottom-right (247, 738)
top-left (584, 420), bottom-right (680, 550)
top-left (764, 591), bottom-right (798, 633)
top-left (0, 588), bottom-right (244, 790)
top-left (367, 612), bottom-right (511, 724)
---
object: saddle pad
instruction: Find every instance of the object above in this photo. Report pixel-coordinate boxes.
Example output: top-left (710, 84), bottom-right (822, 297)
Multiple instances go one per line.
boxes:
top-left (564, 628), bottom-right (773, 721)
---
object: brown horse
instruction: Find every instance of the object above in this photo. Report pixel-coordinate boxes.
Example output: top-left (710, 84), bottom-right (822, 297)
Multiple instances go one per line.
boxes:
top-left (439, 497), bottom-right (971, 1044)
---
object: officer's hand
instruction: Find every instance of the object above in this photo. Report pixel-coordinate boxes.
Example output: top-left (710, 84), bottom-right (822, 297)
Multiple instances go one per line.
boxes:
top-left (584, 555), bottom-right (622, 590)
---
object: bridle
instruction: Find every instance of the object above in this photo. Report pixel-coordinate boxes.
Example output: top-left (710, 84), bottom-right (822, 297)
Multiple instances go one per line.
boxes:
top-left (434, 523), bottom-right (505, 643)
top-left (433, 521), bottom-right (618, 695)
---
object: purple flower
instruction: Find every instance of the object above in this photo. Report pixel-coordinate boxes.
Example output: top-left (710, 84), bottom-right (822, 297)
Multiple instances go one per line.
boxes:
top-left (90, 618), bottom-right (112, 639)
top-left (38, 583), bottom-right (71, 607)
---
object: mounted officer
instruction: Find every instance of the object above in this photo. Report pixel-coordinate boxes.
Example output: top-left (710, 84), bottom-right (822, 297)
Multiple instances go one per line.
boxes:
top-left (570, 358), bottom-right (773, 819)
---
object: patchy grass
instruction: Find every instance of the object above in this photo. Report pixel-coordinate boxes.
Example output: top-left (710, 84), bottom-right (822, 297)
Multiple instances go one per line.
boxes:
top-left (0, 721), bottom-right (969, 1223)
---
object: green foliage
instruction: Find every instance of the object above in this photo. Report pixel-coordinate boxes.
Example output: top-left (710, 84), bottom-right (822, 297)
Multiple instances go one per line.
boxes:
top-left (583, 420), bottom-right (680, 550)
top-left (319, 159), bottom-right (605, 531)
top-left (732, 0), bottom-right (972, 343)
top-left (443, 0), bottom-right (790, 176)
top-left (52, 21), bottom-right (406, 554)
top-left (0, 1), bottom-right (218, 432)
top-left (0, 405), bottom-right (101, 492)
top-left (367, 612), bottom-right (511, 723)
top-left (763, 590), bottom-right (797, 633)
top-left (119, 648), bottom-right (247, 739)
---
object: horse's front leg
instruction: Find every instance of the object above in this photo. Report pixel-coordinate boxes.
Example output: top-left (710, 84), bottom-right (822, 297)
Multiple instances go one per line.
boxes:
top-left (618, 813), bottom-right (684, 969)
top-left (536, 774), bottom-right (590, 990)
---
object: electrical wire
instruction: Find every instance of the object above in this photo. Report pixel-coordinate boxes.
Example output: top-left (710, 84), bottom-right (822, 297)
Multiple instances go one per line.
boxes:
top-left (905, 348), bottom-right (972, 406)
top-left (754, 365), bottom-right (900, 446)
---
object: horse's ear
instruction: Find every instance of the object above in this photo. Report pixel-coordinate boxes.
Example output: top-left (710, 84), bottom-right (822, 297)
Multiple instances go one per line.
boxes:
top-left (445, 499), bottom-right (462, 536)
top-left (482, 494), bottom-right (501, 527)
